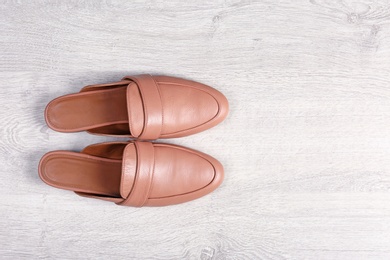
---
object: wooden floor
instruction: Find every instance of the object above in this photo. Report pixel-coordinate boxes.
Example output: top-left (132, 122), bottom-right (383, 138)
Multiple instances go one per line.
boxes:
top-left (1, 0), bottom-right (390, 259)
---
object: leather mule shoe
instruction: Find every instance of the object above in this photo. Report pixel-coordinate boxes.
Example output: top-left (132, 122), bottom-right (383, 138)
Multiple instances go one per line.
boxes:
top-left (45, 74), bottom-right (229, 139)
top-left (39, 141), bottom-right (224, 207)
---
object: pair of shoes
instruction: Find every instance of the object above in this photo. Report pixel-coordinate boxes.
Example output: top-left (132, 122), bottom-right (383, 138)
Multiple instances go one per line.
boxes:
top-left (38, 74), bottom-right (229, 207)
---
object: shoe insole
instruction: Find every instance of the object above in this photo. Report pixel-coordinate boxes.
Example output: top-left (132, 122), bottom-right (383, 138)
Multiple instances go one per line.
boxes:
top-left (39, 151), bottom-right (122, 197)
top-left (45, 87), bottom-right (128, 132)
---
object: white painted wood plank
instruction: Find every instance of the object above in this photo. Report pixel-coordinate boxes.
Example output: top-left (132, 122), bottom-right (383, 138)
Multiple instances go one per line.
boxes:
top-left (1, 0), bottom-right (390, 259)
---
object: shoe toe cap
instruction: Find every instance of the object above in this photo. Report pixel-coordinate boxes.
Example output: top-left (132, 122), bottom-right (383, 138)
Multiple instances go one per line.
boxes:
top-left (146, 144), bottom-right (224, 206)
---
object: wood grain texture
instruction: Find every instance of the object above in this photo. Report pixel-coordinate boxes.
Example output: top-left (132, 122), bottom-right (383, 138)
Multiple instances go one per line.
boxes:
top-left (1, 0), bottom-right (390, 259)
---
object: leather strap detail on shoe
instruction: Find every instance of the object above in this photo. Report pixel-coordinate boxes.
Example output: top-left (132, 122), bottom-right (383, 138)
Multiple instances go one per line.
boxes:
top-left (123, 74), bottom-right (163, 140)
top-left (118, 141), bottom-right (155, 207)
top-left (119, 143), bottom-right (137, 199)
